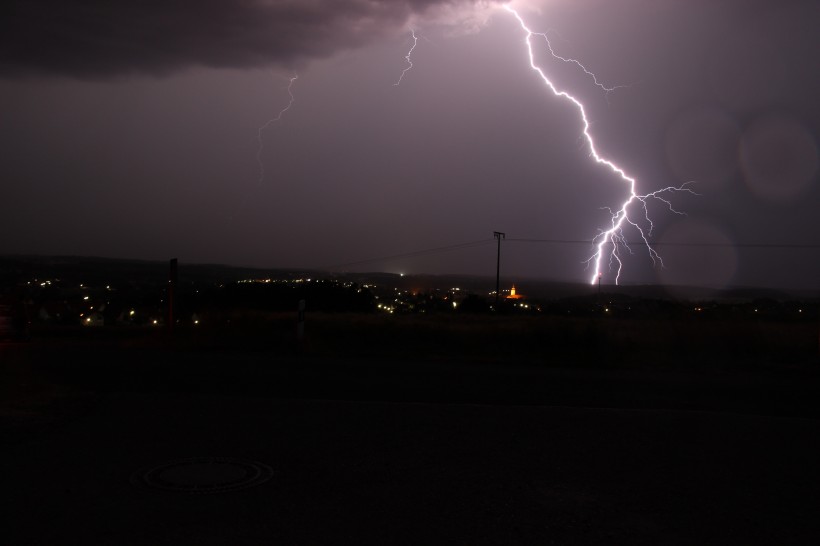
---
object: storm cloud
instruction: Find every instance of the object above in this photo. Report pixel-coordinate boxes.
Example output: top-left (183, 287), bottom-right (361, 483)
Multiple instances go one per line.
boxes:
top-left (0, 0), bottom-right (497, 78)
top-left (1, 0), bottom-right (818, 289)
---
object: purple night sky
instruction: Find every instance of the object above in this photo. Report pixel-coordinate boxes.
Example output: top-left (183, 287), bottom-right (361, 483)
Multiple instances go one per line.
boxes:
top-left (1, 0), bottom-right (818, 290)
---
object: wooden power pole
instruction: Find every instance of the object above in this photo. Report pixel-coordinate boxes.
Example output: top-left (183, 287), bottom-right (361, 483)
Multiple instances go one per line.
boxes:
top-left (494, 231), bottom-right (505, 307)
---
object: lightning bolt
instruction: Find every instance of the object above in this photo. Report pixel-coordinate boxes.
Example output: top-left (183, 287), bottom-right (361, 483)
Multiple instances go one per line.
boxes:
top-left (394, 29), bottom-right (418, 86)
top-left (504, 5), bottom-right (696, 284)
top-left (227, 74), bottom-right (298, 226)
top-left (256, 74), bottom-right (298, 184)
top-left (534, 28), bottom-right (627, 99)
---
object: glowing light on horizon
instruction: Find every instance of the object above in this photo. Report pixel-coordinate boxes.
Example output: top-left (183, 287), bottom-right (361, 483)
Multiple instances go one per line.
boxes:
top-left (503, 4), bottom-right (697, 284)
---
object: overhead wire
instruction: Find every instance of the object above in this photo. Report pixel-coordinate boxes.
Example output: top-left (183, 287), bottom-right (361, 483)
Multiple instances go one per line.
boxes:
top-left (505, 238), bottom-right (820, 249)
top-left (326, 237), bottom-right (819, 271)
top-left (327, 238), bottom-right (496, 270)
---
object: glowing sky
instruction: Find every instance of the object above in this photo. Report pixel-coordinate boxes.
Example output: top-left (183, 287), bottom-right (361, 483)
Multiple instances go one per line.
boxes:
top-left (1, 0), bottom-right (818, 290)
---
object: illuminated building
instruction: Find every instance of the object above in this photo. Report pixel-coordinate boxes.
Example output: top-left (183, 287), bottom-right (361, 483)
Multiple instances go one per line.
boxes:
top-left (505, 285), bottom-right (524, 300)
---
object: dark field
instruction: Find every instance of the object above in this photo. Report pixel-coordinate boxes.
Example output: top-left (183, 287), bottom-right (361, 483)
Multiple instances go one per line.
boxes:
top-left (3, 313), bottom-right (820, 544)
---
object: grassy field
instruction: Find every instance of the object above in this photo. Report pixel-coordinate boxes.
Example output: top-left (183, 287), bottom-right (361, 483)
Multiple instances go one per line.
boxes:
top-left (3, 311), bottom-right (817, 429)
top-left (14, 309), bottom-right (819, 367)
top-left (3, 311), bottom-right (818, 424)
top-left (301, 312), bottom-right (819, 367)
top-left (32, 311), bottom-right (812, 366)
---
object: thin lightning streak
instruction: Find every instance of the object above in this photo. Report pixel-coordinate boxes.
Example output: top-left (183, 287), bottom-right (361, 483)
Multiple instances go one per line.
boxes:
top-left (257, 74), bottom-right (298, 184)
top-left (504, 5), bottom-right (696, 284)
top-left (394, 29), bottom-right (418, 86)
top-left (227, 74), bottom-right (297, 226)
top-left (535, 29), bottom-right (626, 96)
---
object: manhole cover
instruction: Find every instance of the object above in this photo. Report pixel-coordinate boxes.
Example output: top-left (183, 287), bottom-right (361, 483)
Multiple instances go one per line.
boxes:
top-left (132, 457), bottom-right (274, 494)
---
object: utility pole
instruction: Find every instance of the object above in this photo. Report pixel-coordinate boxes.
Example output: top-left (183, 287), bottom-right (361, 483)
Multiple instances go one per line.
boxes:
top-left (494, 231), bottom-right (505, 307)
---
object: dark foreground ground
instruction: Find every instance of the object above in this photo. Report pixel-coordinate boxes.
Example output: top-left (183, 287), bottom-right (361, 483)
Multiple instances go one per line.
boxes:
top-left (2, 331), bottom-right (820, 545)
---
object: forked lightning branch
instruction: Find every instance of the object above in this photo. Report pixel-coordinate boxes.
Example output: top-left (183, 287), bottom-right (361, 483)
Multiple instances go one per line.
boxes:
top-left (260, 3), bottom-right (696, 285)
top-left (504, 4), bottom-right (696, 285)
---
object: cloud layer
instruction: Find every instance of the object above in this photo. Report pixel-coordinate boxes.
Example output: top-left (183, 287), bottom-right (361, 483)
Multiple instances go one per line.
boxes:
top-left (0, 0), bottom-right (497, 78)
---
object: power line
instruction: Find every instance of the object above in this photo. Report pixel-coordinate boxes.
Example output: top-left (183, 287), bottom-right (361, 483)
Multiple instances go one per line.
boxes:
top-left (494, 231), bottom-right (505, 306)
top-left (327, 239), bottom-right (495, 270)
top-left (325, 236), bottom-right (819, 272)
top-left (506, 238), bottom-right (820, 249)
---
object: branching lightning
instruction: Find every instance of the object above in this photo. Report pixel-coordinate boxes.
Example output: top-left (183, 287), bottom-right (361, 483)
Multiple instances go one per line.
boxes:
top-left (256, 74), bottom-right (298, 184)
top-left (504, 4), bottom-right (696, 284)
top-left (394, 29), bottom-right (419, 86)
top-left (534, 28), bottom-right (627, 98)
top-left (240, 5), bottom-right (693, 284)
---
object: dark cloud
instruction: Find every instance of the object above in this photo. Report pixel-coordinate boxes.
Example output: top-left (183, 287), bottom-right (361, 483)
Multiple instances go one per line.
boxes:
top-left (0, 0), bottom-right (492, 78)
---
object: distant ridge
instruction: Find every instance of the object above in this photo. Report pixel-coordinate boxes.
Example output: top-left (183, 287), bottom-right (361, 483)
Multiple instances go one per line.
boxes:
top-left (1, 255), bottom-right (817, 301)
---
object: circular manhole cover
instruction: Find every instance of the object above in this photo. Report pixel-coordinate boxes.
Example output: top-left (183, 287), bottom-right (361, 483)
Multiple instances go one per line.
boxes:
top-left (132, 457), bottom-right (274, 494)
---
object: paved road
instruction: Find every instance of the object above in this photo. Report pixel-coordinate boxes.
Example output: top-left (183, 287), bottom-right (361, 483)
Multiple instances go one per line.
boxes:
top-left (3, 344), bottom-right (820, 544)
